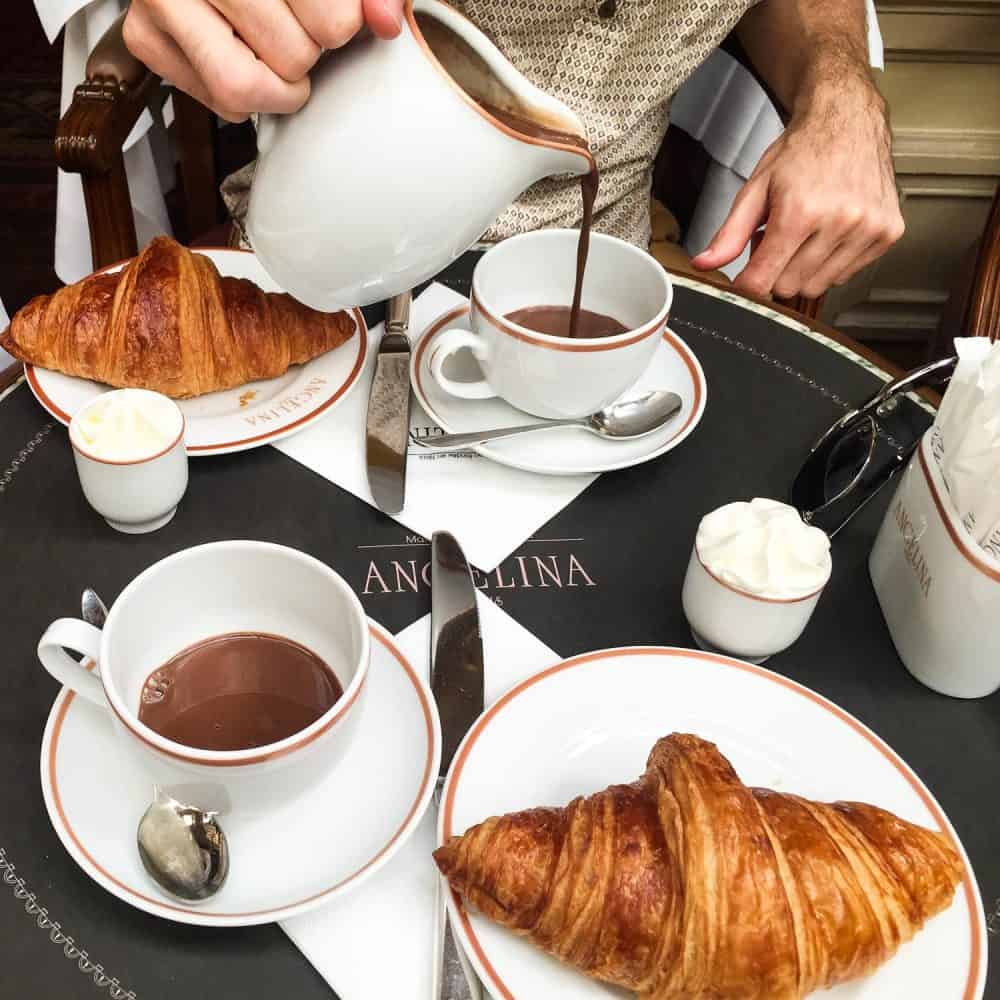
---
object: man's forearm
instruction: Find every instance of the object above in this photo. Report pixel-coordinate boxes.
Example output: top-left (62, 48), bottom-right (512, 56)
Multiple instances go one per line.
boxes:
top-left (735, 0), bottom-right (877, 118)
top-left (696, 0), bottom-right (903, 299)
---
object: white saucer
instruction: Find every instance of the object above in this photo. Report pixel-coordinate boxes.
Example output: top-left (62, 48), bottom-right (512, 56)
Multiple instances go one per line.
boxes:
top-left (440, 646), bottom-right (986, 1000)
top-left (410, 304), bottom-right (707, 476)
top-left (25, 249), bottom-right (368, 457)
top-left (40, 621), bottom-right (440, 927)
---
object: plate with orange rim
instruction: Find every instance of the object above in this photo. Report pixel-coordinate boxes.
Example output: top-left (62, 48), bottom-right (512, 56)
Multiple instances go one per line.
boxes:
top-left (410, 304), bottom-right (707, 476)
top-left (24, 249), bottom-right (368, 457)
top-left (40, 620), bottom-right (440, 927)
top-left (438, 646), bottom-right (986, 999)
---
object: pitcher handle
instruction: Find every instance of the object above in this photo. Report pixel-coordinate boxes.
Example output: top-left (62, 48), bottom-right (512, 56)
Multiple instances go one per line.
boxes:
top-left (428, 328), bottom-right (497, 401)
top-left (38, 619), bottom-right (108, 709)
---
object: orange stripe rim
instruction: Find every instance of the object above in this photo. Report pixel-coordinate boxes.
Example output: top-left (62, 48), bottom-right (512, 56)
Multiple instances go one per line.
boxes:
top-left (414, 304), bottom-right (705, 453)
top-left (918, 444), bottom-right (1000, 583)
top-left (470, 289), bottom-right (663, 353)
top-left (694, 546), bottom-right (828, 604)
top-left (47, 626), bottom-right (437, 921)
top-left (403, 2), bottom-right (595, 174)
top-left (23, 250), bottom-right (367, 453)
top-left (441, 647), bottom-right (983, 1000)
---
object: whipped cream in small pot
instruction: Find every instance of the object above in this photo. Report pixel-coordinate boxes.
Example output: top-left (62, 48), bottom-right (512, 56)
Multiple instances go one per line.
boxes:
top-left (70, 389), bottom-right (183, 463)
top-left (696, 498), bottom-right (832, 600)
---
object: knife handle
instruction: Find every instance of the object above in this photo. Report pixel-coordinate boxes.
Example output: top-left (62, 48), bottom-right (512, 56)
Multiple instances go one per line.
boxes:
top-left (433, 875), bottom-right (481, 1000)
top-left (386, 291), bottom-right (411, 336)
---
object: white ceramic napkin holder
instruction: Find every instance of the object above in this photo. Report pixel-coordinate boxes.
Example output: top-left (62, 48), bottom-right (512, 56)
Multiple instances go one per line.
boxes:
top-left (870, 430), bottom-right (1000, 699)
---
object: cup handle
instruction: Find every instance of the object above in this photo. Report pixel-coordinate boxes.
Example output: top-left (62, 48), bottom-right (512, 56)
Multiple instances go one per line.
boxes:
top-left (38, 619), bottom-right (108, 710)
top-left (428, 328), bottom-right (497, 401)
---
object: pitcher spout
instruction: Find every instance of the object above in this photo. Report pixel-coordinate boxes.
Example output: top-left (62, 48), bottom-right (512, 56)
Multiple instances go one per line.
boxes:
top-left (409, 0), bottom-right (593, 178)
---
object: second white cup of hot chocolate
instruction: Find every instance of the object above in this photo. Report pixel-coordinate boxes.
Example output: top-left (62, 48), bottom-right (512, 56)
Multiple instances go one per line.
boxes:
top-left (429, 229), bottom-right (673, 419)
top-left (36, 541), bottom-right (371, 817)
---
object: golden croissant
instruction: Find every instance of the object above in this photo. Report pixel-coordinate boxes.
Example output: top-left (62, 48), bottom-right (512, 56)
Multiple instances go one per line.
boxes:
top-left (435, 733), bottom-right (963, 999)
top-left (0, 237), bottom-right (356, 398)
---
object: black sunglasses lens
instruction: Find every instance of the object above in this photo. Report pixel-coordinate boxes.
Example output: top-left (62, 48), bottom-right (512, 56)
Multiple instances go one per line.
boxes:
top-left (792, 418), bottom-right (875, 513)
top-left (824, 420), bottom-right (876, 501)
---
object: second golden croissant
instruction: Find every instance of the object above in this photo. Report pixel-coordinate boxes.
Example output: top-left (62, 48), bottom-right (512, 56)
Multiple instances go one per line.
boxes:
top-left (436, 733), bottom-right (964, 999)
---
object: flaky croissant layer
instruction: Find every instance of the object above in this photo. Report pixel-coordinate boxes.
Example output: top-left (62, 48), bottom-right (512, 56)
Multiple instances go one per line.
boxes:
top-left (0, 237), bottom-right (356, 398)
top-left (435, 733), bottom-right (963, 999)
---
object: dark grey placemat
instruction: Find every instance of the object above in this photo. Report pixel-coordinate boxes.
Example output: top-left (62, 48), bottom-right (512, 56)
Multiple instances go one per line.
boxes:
top-left (0, 269), bottom-right (995, 999)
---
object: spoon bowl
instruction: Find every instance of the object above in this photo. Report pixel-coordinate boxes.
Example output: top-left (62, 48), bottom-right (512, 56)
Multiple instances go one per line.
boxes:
top-left (137, 786), bottom-right (229, 902)
top-left (81, 588), bottom-right (109, 629)
top-left (586, 390), bottom-right (684, 440)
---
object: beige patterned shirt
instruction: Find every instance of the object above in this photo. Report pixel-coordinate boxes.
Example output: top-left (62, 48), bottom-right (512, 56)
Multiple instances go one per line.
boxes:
top-left (225, 0), bottom-right (756, 249)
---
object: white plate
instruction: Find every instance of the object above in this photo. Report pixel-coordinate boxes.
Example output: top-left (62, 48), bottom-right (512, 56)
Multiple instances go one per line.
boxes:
top-left (410, 304), bottom-right (707, 476)
top-left (439, 647), bottom-right (986, 999)
top-left (40, 621), bottom-right (440, 926)
top-left (24, 249), bottom-right (368, 456)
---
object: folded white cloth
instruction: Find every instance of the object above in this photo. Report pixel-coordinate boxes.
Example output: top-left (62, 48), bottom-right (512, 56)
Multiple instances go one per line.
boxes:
top-left (274, 284), bottom-right (597, 571)
top-left (34, 0), bottom-right (174, 284)
top-left (281, 597), bottom-right (559, 1000)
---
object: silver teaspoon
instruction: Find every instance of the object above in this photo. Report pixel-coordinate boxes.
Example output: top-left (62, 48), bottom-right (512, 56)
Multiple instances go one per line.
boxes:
top-left (412, 390), bottom-right (683, 452)
top-left (81, 588), bottom-right (109, 629)
top-left (137, 786), bottom-right (229, 902)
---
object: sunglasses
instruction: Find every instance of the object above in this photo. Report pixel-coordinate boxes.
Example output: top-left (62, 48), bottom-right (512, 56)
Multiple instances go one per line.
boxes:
top-left (790, 356), bottom-right (956, 537)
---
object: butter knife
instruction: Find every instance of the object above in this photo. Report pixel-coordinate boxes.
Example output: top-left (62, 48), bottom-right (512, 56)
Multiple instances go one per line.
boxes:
top-left (431, 531), bottom-right (484, 1000)
top-left (365, 291), bottom-right (412, 513)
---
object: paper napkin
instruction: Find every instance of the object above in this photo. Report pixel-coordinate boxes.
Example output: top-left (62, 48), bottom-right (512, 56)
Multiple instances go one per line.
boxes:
top-left (280, 597), bottom-right (560, 1000)
top-left (273, 284), bottom-right (596, 571)
top-left (932, 337), bottom-right (1000, 557)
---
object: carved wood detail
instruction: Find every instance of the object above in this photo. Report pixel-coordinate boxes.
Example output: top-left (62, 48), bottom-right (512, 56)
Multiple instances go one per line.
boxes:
top-left (55, 15), bottom-right (160, 269)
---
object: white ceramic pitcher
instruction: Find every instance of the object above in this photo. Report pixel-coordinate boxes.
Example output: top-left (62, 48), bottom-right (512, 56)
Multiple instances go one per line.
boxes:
top-left (246, 0), bottom-right (593, 311)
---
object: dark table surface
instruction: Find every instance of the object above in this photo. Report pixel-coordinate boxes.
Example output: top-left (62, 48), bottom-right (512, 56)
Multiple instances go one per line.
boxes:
top-left (0, 255), bottom-right (996, 1000)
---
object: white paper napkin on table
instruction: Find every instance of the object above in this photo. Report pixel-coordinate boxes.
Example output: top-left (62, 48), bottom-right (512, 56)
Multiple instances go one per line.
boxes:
top-left (274, 284), bottom-right (596, 571)
top-left (280, 596), bottom-right (560, 1000)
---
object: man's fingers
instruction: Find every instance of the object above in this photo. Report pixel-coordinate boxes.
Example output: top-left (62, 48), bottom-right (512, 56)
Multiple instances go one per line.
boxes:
top-left (691, 178), bottom-right (768, 271)
top-left (813, 209), bottom-right (905, 293)
top-left (830, 210), bottom-right (904, 287)
top-left (123, 4), bottom-right (247, 120)
top-left (289, 0), bottom-right (363, 48)
top-left (142, 0), bottom-right (310, 114)
top-left (795, 205), bottom-right (903, 297)
top-left (208, 0), bottom-right (320, 81)
top-left (768, 195), bottom-right (878, 297)
top-left (769, 231), bottom-right (845, 299)
top-left (731, 207), bottom-right (814, 299)
top-left (827, 240), bottom-right (886, 289)
top-left (797, 237), bottom-right (881, 299)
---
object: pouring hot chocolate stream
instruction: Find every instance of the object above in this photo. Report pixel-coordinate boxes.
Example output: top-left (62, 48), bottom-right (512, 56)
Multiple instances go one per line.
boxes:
top-left (474, 101), bottom-right (601, 340)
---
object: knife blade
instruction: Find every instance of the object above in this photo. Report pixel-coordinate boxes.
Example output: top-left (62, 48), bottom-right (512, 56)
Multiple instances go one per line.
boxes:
top-left (431, 531), bottom-right (484, 1000)
top-left (365, 291), bottom-right (412, 513)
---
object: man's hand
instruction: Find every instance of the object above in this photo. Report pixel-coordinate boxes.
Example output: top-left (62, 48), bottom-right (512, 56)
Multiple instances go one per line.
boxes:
top-left (692, 80), bottom-right (904, 300)
top-left (693, 0), bottom-right (904, 301)
top-left (124, 0), bottom-right (404, 122)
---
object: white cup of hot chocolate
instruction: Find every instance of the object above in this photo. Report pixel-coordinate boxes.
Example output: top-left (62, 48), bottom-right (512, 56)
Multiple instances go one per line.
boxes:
top-left (36, 541), bottom-right (371, 816)
top-left (429, 229), bottom-right (673, 419)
